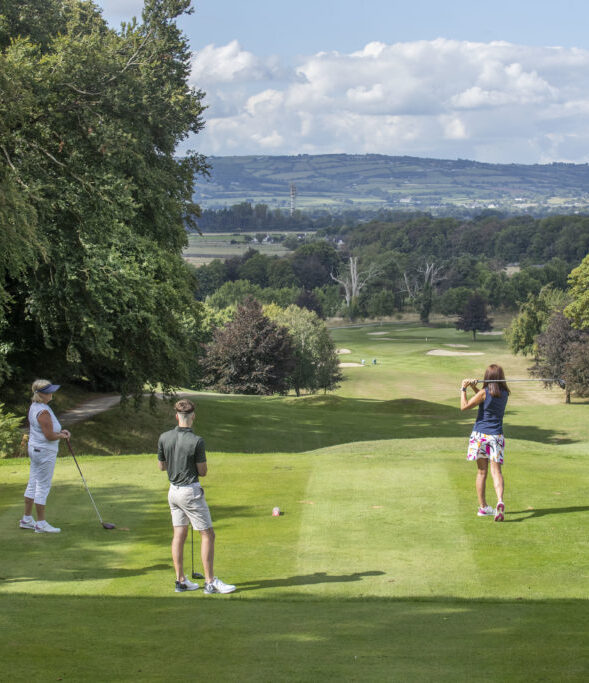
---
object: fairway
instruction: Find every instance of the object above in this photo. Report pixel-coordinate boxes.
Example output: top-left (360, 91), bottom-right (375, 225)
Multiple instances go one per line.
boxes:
top-left (1, 323), bottom-right (589, 680)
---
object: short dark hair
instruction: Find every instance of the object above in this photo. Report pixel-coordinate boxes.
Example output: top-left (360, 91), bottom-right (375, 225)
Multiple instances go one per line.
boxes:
top-left (175, 399), bottom-right (195, 415)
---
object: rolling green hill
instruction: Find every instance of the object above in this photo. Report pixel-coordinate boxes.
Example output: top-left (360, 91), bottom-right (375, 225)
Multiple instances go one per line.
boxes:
top-left (196, 154), bottom-right (589, 213)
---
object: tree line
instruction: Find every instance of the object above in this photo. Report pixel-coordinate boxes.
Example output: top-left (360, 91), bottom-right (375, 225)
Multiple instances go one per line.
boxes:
top-left (193, 211), bottom-right (584, 322)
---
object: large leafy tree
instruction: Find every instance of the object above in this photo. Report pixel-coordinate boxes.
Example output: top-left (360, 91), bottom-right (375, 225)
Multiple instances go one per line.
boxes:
top-left (505, 285), bottom-right (568, 357)
top-left (264, 303), bottom-right (342, 396)
top-left (201, 298), bottom-right (295, 395)
top-left (565, 254), bottom-right (589, 331)
top-left (0, 0), bottom-right (207, 395)
top-left (455, 293), bottom-right (492, 341)
top-left (531, 311), bottom-right (589, 403)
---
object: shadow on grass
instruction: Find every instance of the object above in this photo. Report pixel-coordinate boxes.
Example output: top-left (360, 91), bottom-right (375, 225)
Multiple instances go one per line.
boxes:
top-left (238, 570), bottom-right (385, 592)
top-left (1, 593), bottom-right (588, 681)
top-left (197, 395), bottom-right (576, 454)
top-left (506, 506), bottom-right (589, 522)
top-left (63, 391), bottom-right (577, 456)
top-left (0, 477), bottom-right (269, 585)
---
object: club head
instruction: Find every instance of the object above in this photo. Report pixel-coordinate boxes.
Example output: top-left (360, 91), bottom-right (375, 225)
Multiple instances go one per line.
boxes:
top-left (556, 378), bottom-right (566, 390)
top-left (102, 522), bottom-right (116, 529)
top-left (192, 571), bottom-right (204, 580)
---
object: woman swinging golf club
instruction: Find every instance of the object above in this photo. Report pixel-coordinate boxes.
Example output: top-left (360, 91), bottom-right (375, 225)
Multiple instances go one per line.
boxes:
top-left (460, 364), bottom-right (509, 522)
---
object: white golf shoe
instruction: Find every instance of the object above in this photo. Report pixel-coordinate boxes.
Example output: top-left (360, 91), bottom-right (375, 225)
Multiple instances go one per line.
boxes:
top-left (204, 577), bottom-right (236, 594)
top-left (175, 578), bottom-right (199, 593)
top-left (34, 521), bottom-right (61, 533)
top-left (19, 517), bottom-right (36, 529)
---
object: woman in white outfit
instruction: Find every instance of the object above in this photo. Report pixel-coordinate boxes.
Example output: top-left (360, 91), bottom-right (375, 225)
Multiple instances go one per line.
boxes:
top-left (20, 379), bottom-right (71, 533)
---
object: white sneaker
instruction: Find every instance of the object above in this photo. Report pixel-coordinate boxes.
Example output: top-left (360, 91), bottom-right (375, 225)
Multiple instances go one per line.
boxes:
top-left (34, 521), bottom-right (61, 533)
top-left (175, 578), bottom-right (199, 593)
top-left (19, 518), bottom-right (36, 530)
top-left (204, 577), bottom-right (236, 594)
top-left (477, 505), bottom-right (494, 517)
top-left (494, 502), bottom-right (505, 522)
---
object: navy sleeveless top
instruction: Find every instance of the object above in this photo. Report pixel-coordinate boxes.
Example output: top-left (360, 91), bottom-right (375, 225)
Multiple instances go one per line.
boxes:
top-left (473, 388), bottom-right (508, 435)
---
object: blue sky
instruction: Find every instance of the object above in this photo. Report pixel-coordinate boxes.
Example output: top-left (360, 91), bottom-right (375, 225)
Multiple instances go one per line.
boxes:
top-left (96, 1), bottom-right (589, 163)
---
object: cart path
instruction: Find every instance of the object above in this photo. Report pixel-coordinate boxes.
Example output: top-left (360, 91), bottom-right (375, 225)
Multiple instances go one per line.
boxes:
top-left (58, 392), bottom-right (195, 426)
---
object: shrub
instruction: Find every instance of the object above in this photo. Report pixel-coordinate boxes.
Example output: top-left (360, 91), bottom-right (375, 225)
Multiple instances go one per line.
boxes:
top-left (0, 403), bottom-right (24, 458)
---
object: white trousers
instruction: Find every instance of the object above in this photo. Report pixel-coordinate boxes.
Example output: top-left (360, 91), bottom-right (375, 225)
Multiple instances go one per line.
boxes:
top-left (24, 445), bottom-right (57, 505)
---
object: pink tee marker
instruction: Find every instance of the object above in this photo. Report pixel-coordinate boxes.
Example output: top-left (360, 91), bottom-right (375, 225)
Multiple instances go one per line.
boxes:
top-left (272, 507), bottom-right (281, 517)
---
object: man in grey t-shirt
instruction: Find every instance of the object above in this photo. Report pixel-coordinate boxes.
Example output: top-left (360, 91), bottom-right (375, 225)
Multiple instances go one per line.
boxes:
top-left (157, 399), bottom-right (235, 594)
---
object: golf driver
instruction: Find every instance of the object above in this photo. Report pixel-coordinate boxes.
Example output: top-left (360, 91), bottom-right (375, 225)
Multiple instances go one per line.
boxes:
top-left (471, 378), bottom-right (566, 389)
top-left (191, 527), bottom-right (204, 580)
top-left (66, 439), bottom-right (116, 530)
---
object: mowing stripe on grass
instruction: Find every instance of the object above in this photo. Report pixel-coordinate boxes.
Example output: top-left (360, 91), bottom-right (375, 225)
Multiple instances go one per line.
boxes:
top-left (296, 440), bottom-right (479, 598)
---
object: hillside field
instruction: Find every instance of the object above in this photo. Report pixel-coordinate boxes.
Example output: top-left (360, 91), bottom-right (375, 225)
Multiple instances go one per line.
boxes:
top-left (198, 154), bottom-right (589, 212)
top-left (183, 232), bottom-right (292, 267)
top-left (1, 323), bottom-right (588, 681)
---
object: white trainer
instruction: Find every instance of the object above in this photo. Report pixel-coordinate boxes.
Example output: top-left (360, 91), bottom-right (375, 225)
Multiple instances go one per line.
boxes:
top-left (34, 521), bottom-right (61, 533)
top-left (204, 577), bottom-right (236, 594)
top-left (19, 518), bottom-right (36, 530)
top-left (477, 505), bottom-right (494, 517)
top-left (175, 578), bottom-right (199, 593)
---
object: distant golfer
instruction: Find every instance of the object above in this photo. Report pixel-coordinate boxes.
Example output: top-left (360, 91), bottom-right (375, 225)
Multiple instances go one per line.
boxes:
top-left (460, 364), bottom-right (509, 522)
top-left (157, 399), bottom-right (235, 594)
top-left (20, 379), bottom-right (71, 533)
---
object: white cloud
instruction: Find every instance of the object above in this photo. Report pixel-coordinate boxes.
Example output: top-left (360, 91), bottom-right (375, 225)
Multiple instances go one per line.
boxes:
top-left (190, 41), bottom-right (296, 86)
top-left (187, 38), bottom-right (589, 163)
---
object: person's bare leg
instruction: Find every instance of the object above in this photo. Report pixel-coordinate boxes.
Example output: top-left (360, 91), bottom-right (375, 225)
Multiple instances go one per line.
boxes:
top-left (476, 459), bottom-right (489, 508)
top-left (490, 461), bottom-right (504, 503)
top-left (35, 502), bottom-right (46, 522)
top-left (172, 525), bottom-right (189, 581)
top-left (24, 497), bottom-right (34, 517)
top-left (200, 528), bottom-right (215, 583)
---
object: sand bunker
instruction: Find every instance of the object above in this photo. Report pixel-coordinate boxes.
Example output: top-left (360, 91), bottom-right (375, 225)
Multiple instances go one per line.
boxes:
top-left (479, 331), bottom-right (503, 335)
top-left (339, 362), bottom-right (365, 367)
top-left (445, 344), bottom-right (469, 348)
top-left (336, 348), bottom-right (352, 354)
top-left (367, 331), bottom-right (391, 335)
top-left (427, 349), bottom-right (484, 356)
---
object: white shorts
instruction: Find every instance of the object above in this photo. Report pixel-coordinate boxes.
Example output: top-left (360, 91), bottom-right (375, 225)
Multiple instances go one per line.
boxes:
top-left (168, 483), bottom-right (213, 530)
top-left (24, 445), bottom-right (57, 505)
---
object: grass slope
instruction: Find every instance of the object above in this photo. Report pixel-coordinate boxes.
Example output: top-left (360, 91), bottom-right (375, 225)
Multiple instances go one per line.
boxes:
top-left (1, 322), bottom-right (588, 680)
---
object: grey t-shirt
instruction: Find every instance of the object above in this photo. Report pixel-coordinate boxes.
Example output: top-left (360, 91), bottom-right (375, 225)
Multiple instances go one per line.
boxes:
top-left (157, 427), bottom-right (206, 486)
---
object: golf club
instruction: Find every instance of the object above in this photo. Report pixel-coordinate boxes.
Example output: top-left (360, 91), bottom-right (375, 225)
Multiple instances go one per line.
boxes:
top-left (66, 439), bottom-right (116, 530)
top-left (471, 378), bottom-right (566, 389)
top-left (191, 527), bottom-right (204, 580)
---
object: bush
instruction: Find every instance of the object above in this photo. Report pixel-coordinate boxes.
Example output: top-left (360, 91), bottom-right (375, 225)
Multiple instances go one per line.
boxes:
top-left (0, 403), bottom-right (25, 458)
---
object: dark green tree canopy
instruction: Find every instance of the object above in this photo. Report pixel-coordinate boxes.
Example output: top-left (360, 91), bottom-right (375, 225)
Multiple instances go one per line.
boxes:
top-left (531, 311), bottom-right (589, 403)
top-left (0, 0), bottom-right (207, 395)
top-left (455, 294), bottom-right (493, 341)
top-left (201, 298), bottom-right (295, 395)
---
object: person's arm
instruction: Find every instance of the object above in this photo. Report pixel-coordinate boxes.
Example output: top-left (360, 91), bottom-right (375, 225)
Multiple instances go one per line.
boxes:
top-left (157, 437), bottom-right (167, 471)
top-left (37, 411), bottom-right (70, 441)
top-left (196, 438), bottom-right (207, 478)
top-left (460, 379), bottom-right (486, 411)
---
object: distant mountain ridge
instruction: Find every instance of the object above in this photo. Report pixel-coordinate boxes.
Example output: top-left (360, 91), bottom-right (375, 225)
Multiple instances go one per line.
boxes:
top-left (196, 154), bottom-right (589, 213)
